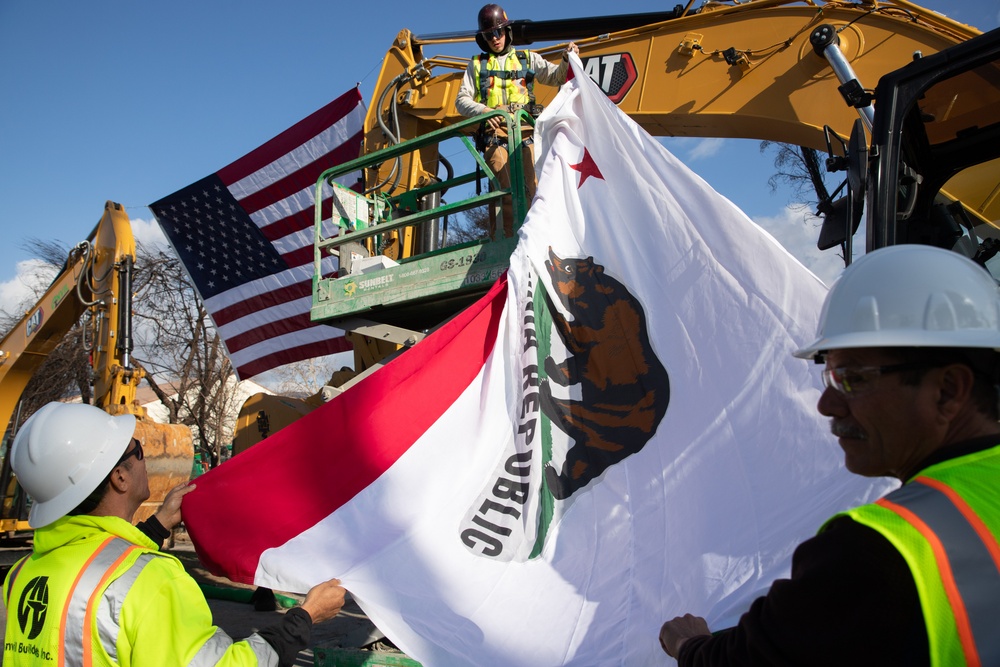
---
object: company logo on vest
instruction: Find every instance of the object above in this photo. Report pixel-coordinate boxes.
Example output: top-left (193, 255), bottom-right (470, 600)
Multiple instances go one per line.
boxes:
top-left (17, 576), bottom-right (49, 639)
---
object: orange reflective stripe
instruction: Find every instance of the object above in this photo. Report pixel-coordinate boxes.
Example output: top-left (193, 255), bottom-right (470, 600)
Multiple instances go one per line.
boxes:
top-left (915, 476), bottom-right (1000, 572)
top-left (58, 536), bottom-right (116, 667)
top-left (59, 537), bottom-right (140, 667)
top-left (4, 557), bottom-right (28, 607)
top-left (876, 497), bottom-right (981, 667)
top-left (81, 543), bottom-right (140, 667)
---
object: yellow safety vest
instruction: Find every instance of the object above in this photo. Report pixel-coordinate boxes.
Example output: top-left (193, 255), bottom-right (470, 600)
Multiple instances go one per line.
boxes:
top-left (823, 444), bottom-right (1000, 667)
top-left (472, 49), bottom-right (535, 108)
top-left (3, 515), bottom-right (274, 666)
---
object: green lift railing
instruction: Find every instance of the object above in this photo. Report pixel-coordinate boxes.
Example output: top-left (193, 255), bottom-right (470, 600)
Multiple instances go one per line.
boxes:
top-left (311, 109), bottom-right (533, 330)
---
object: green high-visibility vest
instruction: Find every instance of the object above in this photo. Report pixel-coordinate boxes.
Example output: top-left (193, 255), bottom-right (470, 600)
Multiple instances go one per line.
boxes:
top-left (823, 444), bottom-right (1000, 667)
top-left (473, 49), bottom-right (535, 108)
top-left (3, 515), bottom-right (276, 665)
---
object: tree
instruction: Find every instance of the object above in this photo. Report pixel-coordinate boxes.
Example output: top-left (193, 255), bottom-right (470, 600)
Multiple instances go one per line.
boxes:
top-left (263, 354), bottom-right (352, 398)
top-left (1, 235), bottom-right (240, 469)
top-left (445, 205), bottom-right (491, 245)
top-left (130, 241), bottom-right (239, 468)
top-left (761, 141), bottom-right (854, 263)
top-left (760, 141), bottom-right (835, 205)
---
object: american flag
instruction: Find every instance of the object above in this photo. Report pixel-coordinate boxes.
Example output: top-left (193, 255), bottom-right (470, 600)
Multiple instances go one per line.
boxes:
top-left (150, 88), bottom-right (365, 379)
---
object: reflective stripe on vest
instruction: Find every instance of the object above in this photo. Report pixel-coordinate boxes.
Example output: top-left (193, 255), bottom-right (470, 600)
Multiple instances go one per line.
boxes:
top-left (877, 476), bottom-right (1000, 667)
top-left (4, 555), bottom-right (29, 608)
top-left (63, 536), bottom-right (140, 667)
top-left (94, 552), bottom-right (161, 663)
top-left (188, 627), bottom-right (233, 666)
top-left (473, 50), bottom-right (534, 108)
top-left (187, 628), bottom-right (278, 667)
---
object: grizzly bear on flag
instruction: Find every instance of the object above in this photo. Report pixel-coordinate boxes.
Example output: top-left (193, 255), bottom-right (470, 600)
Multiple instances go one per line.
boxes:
top-left (540, 248), bottom-right (670, 500)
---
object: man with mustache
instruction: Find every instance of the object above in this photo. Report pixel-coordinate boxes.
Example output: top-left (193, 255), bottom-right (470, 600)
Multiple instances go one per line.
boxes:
top-left (660, 245), bottom-right (1000, 666)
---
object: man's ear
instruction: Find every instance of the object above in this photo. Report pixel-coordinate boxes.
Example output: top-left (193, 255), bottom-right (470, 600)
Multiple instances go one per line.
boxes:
top-left (106, 464), bottom-right (129, 493)
top-left (937, 364), bottom-right (976, 418)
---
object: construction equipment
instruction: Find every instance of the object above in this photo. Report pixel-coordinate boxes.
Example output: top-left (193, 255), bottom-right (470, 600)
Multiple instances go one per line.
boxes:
top-left (0, 201), bottom-right (194, 531)
top-left (849, 25), bottom-right (1000, 262)
top-left (235, 1), bottom-right (997, 448)
top-left (324, 0), bottom-right (994, 336)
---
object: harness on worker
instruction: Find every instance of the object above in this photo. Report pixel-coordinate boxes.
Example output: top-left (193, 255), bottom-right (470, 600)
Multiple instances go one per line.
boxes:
top-left (474, 50), bottom-right (538, 151)
top-left (476, 50), bottom-right (536, 106)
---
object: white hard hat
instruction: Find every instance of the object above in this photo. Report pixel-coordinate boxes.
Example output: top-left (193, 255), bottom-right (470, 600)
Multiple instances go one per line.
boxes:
top-left (795, 244), bottom-right (1000, 360)
top-left (11, 402), bottom-right (135, 528)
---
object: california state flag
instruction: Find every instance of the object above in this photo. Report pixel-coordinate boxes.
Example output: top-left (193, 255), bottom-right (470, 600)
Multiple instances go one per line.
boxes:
top-left (184, 56), bottom-right (892, 665)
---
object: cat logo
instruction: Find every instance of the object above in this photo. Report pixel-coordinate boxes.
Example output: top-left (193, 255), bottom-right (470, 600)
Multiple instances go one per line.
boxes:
top-left (25, 308), bottom-right (44, 339)
top-left (540, 249), bottom-right (670, 500)
top-left (17, 576), bottom-right (49, 640)
top-left (580, 53), bottom-right (637, 104)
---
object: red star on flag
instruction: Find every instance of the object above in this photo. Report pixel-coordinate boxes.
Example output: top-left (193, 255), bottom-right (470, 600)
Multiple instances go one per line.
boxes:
top-left (570, 148), bottom-right (604, 189)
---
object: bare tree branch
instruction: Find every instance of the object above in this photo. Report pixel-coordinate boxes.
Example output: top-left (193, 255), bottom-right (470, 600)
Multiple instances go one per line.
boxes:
top-left (4, 236), bottom-right (239, 469)
top-left (130, 240), bottom-right (238, 468)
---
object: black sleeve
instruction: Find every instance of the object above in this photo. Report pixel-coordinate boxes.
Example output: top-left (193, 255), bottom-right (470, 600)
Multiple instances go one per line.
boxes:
top-left (258, 607), bottom-right (312, 667)
top-left (135, 515), bottom-right (171, 549)
top-left (678, 517), bottom-right (927, 667)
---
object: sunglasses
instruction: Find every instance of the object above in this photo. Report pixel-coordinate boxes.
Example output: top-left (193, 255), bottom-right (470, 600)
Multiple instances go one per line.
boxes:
top-left (480, 28), bottom-right (504, 41)
top-left (115, 438), bottom-right (145, 466)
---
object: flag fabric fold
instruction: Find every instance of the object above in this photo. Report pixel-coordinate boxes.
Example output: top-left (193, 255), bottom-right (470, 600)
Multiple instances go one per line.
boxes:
top-left (183, 57), bottom-right (892, 666)
top-left (149, 88), bottom-right (365, 379)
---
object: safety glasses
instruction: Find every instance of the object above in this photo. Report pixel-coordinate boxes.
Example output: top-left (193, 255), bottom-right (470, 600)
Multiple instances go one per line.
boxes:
top-left (480, 28), bottom-right (504, 41)
top-left (822, 362), bottom-right (938, 397)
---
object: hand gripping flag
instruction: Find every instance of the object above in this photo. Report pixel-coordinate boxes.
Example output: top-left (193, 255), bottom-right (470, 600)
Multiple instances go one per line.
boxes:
top-left (183, 58), bottom-right (892, 665)
top-left (149, 88), bottom-right (365, 379)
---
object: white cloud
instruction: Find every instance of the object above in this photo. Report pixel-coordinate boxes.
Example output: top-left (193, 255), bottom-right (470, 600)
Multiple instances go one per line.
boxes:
top-left (0, 259), bottom-right (58, 319)
top-left (751, 205), bottom-right (854, 286)
top-left (129, 214), bottom-right (170, 251)
top-left (687, 137), bottom-right (726, 161)
top-left (659, 136), bottom-right (727, 162)
top-left (1, 214), bottom-right (174, 322)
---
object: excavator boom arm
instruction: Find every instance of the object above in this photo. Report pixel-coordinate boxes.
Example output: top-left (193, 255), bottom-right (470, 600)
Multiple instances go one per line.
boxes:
top-left (362, 0), bottom-right (981, 197)
top-left (0, 201), bottom-right (136, 432)
top-left (0, 201), bottom-right (194, 531)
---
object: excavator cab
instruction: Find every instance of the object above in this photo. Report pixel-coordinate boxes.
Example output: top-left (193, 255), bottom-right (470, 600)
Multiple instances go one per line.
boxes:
top-left (864, 27), bottom-right (1000, 274)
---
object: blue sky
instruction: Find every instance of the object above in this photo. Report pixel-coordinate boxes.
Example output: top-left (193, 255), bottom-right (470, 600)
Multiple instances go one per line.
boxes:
top-left (1, 0), bottom-right (997, 313)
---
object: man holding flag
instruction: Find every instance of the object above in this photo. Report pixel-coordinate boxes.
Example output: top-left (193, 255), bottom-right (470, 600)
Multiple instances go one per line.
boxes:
top-left (3, 402), bottom-right (348, 667)
top-left (661, 245), bottom-right (1000, 666)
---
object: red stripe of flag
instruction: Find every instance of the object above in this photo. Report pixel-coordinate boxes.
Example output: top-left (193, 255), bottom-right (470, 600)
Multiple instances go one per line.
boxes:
top-left (236, 129), bottom-right (364, 217)
top-left (211, 279), bottom-right (314, 326)
top-left (257, 208), bottom-right (315, 245)
top-left (217, 88), bottom-right (364, 186)
top-left (224, 313), bottom-right (320, 354)
top-left (186, 275), bottom-right (509, 584)
top-left (234, 335), bottom-right (355, 381)
top-left (274, 245), bottom-right (314, 271)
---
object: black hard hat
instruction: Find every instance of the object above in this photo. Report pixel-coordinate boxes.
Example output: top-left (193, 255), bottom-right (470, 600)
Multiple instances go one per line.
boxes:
top-left (477, 4), bottom-right (511, 32)
top-left (476, 4), bottom-right (512, 52)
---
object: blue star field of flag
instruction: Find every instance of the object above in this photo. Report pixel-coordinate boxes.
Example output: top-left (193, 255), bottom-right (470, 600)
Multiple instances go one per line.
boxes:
top-left (150, 175), bottom-right (286, 299)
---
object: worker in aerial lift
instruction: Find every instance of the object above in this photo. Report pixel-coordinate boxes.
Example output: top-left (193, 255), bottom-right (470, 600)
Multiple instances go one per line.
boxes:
top-left (2, 402), bottom-right (347, 667)
top-left (660, 245), bottom-right (1000, 666)
top-left (456, 3), bottom-right (578, 240)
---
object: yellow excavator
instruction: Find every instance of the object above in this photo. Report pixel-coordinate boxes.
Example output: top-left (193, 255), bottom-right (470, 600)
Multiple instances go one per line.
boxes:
top-left (0, 201), bottom-right (194, 531)
top-left (235, 0), bottom-right (998, 449)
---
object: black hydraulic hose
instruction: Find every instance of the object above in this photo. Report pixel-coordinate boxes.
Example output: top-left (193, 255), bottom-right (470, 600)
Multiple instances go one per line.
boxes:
top-left (117, 255), bottom-right (134, 370)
